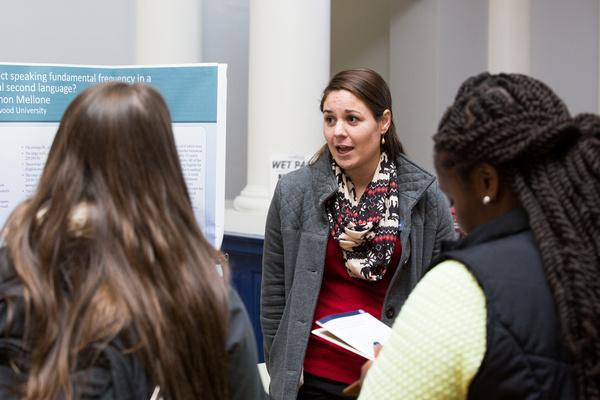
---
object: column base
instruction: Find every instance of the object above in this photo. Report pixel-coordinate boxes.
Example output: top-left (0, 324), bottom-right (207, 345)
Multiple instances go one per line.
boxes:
top-left (226, 185), bottom-right (272, 237)
top-left (233, 184), bottom-right (271, 213)
top-left (224, 207), bottom-right (267, 238)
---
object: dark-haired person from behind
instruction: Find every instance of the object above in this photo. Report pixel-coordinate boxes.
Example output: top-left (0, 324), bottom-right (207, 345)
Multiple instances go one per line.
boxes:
top-left (359, 72), bottom-right (600, 399)
top-left (0, 82), bottom-right (265, 399)
top-left (261, 68), bottom-right (454, 400)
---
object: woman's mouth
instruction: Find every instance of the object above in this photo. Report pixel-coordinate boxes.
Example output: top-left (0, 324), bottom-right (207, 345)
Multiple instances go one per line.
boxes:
top-left (336, 145), bottom-right (354, 155)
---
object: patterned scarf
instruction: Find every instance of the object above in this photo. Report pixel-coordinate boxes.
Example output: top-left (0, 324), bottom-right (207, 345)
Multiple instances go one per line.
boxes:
top-left (326, 152), bottom-right (400, 281)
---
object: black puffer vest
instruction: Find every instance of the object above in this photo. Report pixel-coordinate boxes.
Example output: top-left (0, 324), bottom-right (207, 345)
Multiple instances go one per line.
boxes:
top-left (436, 209), bottom-right (575, 399)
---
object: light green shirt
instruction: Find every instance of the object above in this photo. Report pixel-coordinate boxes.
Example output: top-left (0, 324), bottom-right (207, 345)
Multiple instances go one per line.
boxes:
top-left (359, 260), bottom-right (486, 400)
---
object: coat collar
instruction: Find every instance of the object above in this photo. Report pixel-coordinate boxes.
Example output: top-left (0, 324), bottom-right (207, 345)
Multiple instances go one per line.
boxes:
top-left (310, 148), bottom-right (436, 212)
top-left (442, 208), bottom-right (530, 253)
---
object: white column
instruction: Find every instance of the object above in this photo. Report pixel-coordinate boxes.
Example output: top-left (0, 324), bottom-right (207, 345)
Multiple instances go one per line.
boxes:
top-left (229, 0), bottom-right (330, 235)
top-left (135, 0), bottom-right (202, 63)
top-left (488, 0), bottom-right (530, 74)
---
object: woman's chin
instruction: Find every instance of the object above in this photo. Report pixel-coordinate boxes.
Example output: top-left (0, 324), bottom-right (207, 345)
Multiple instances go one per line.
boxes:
top-left (333, 159), bottom-right (354, 172)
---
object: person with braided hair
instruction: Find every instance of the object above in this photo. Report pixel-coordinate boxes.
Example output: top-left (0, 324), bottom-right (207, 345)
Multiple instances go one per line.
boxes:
top-left (357, 72), bottom-right (600, 399)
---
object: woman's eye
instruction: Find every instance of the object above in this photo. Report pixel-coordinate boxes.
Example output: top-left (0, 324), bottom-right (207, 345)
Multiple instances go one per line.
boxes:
top-left (347, 116), bottom-right (359, 124)
top-left (324, 116), bottom-right (335, 125)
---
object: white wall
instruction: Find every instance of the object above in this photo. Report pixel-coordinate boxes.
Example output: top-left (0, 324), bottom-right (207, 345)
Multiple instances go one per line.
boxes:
top-left (530, 0), bottom-right (599, 114)
top-left (389, 0), bottom-right (488, 173)
top-left (437, 1), bottom-right (489, 119)
top-left (331, 0), bottom-right (390, 81)
top-left (389, 0), bottom-right (440, 173)
top-left (0, 0), bottom-right (136, 65)
top-left (203, 0), bottom-right (250, 200)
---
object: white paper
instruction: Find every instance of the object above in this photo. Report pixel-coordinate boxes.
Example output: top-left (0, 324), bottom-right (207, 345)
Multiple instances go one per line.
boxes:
top-left (313, 310), bottom-right (391, 360)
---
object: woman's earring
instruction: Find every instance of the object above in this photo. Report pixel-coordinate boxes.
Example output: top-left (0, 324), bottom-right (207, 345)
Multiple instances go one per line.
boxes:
top-left (482, 195), bottom-right (491, 205)
top-left (381, 135), bottom-right (385, 145)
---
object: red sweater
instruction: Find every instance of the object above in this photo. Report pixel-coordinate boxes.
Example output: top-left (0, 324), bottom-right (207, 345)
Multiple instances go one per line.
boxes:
top-left (303, 236), bottom-right (401, 383)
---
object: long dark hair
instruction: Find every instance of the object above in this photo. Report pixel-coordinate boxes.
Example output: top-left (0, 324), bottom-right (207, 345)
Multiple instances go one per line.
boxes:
top-left (434, 72), bottom-right (600, 398)
top-left (313, 68), bottom-right (404, 162)
top-left (2, 82), bottom-right (230, 399)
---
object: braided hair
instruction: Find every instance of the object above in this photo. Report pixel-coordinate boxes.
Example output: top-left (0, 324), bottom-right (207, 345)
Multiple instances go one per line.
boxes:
top-left (434, 72), bottom-right (600, 398)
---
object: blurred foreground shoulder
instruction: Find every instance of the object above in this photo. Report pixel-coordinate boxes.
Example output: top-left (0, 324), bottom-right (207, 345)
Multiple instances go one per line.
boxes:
top-left (227, 287), bottom-right (266, 400)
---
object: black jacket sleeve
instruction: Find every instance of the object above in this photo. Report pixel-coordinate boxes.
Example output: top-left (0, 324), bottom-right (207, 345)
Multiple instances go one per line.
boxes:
top-left (226, 287), bottom-right (266, 400)
top-left (0, 248), bottom-right (266, 399)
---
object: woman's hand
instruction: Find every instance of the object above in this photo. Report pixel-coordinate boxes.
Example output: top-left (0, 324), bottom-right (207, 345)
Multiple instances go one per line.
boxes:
top-left (342, 343), bottom-right (383, 396)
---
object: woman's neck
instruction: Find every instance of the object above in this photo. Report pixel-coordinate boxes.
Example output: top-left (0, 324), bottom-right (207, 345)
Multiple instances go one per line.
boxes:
top-left (344, 154), bottom-right (382, 201)
top-left (347, 168), bottom-right (376, 201)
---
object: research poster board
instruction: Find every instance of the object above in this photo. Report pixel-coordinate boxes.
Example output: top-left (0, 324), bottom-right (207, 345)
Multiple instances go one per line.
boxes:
top-left (0, 63), bottom-right (226, 247)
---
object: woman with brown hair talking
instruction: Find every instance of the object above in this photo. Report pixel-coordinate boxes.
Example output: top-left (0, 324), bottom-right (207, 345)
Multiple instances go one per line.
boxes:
top-left (261, 69), bottom-right (454, 399)
top-left (0, 82), bottom-right (264, 399)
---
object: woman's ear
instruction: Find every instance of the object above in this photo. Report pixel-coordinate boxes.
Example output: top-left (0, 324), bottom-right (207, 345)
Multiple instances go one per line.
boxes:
top-left (380, 109), bottom-right (391, 134)
top-left (471, 163), bottom-right (500, 201)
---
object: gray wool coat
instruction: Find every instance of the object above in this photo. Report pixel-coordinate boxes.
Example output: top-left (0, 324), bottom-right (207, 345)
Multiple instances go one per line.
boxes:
top-left (260, 150), bottom-right (455, 400)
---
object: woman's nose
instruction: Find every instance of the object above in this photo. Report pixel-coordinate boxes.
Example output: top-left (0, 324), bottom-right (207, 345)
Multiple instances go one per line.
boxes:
top-left (334, 121), bottom-right (346, 136)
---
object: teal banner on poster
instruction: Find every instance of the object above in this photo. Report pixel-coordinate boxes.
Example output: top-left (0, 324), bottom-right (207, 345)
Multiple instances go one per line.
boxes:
top-left (0, 63), bottom-right (227, 247)
top-left (0, 64), bottom-right (218, 122)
